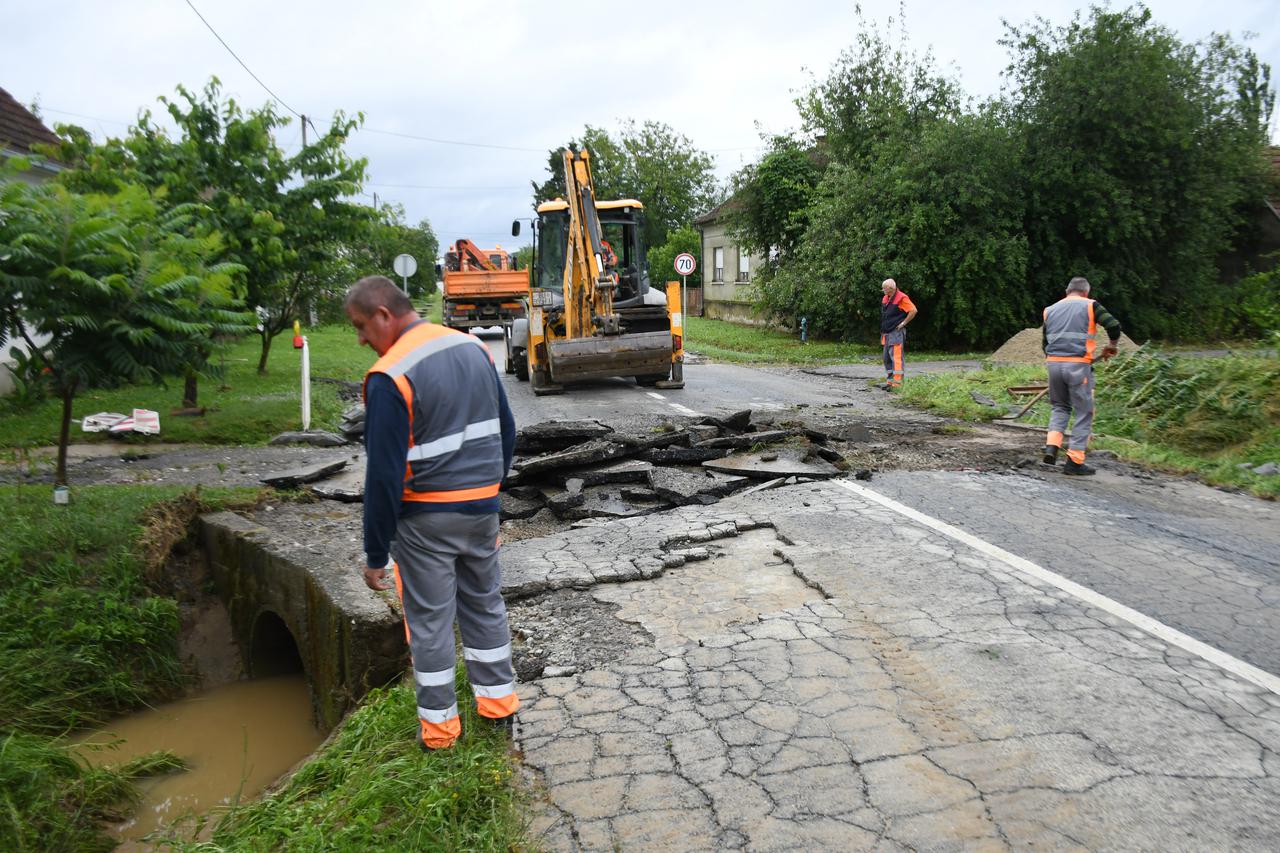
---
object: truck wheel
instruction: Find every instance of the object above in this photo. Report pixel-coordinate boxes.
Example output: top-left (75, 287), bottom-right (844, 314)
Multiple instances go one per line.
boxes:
top-left (514, 348), bottom-right (529, 382)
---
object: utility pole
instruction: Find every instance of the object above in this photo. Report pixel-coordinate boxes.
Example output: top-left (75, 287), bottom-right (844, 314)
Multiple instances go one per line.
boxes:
top-left (301, 114), bottom-right (307, 148)
top-left (373, 192), bottom-right (379, 212)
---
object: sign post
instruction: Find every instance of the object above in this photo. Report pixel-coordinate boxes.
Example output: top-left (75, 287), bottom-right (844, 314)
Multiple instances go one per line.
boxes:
top-left (393, 253), bottom-right (418, 293)
top-left (673, 252), bottom-right (696, 337)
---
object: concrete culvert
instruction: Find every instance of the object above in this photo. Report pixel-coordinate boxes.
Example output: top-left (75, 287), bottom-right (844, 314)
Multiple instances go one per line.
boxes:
top-left (249, 610), bottom-right (305, 677)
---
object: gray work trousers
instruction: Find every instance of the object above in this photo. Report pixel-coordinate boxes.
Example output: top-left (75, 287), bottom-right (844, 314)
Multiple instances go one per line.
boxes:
top-left (882, 329), bottom-right (906, 385)
top-left (1046, 361), bottom-right (1095, 455)
top-left (391, 511), bottom-right (517, 744)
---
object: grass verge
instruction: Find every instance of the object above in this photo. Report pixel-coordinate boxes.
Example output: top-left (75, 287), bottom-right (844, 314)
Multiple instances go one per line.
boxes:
top-left (897, 349), bottom-right (1280, 498)
top-left (0, 485), bottom-right (259, 851)
top-left (0, 325), bottom-right (375, 448)
top-left (191, 679), bottom-right (525, 852)
top-left (685, 315), bottom-right (982, 365)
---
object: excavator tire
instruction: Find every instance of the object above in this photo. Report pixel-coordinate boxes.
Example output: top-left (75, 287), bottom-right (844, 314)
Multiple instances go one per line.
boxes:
top-left (514, 348), bottom-right (529, 382)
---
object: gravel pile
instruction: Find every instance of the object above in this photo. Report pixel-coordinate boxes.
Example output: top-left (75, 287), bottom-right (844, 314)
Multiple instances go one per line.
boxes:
top-left (989, 327), bottom-right (1140, 364)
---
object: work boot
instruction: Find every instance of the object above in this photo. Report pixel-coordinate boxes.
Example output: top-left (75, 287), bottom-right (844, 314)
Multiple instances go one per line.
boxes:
top-left (1062, 459), bottom-right (1096, 476)
top-left (1042, 445), bottom-right (1059, 465)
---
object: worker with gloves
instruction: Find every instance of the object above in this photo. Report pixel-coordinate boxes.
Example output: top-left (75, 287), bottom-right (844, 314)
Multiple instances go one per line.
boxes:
top-left (1041, 276), bottom-right (1122, 476)
top-left (345, 275), bottom-right (519, 751)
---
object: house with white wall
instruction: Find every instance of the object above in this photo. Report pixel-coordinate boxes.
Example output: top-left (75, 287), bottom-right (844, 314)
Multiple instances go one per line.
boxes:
top-left (694, 200), bottom-right (765, 324)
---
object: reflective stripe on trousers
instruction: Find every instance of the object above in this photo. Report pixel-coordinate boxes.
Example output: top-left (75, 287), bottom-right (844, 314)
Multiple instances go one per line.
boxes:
top-left (391, 511), bottom-right (519, 749)
top-left (1046, 361), bottom-right (1095, 459)
top-left (882, 329), bottom-right (906, 385)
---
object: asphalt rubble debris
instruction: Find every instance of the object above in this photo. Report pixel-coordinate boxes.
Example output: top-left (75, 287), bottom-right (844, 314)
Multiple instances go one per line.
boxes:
top-left (286, 409), bottom-right (850, 522)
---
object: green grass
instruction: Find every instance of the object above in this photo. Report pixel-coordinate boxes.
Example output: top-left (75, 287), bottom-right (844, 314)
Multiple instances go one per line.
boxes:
top-left (0, 325), bottom-right (377, 448)
top-left (0, 485), bottom-right (258, 851)
top-left (898, 350), bottom-right (1280, 498)
top-left (192, 679), bottom-right (525, 852)
top-left (685, 315), bottom-right (983, 365)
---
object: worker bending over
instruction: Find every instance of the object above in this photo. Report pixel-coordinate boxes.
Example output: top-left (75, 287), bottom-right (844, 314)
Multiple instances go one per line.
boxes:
top-left (880, 278), bottom-right (918, 389)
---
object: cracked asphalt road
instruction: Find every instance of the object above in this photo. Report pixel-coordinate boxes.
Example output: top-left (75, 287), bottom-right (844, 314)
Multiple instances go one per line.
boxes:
top-left (501, 479), bottom-right (1280, 850)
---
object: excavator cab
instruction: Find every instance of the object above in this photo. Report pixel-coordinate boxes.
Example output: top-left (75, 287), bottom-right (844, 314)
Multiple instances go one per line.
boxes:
top-left (511, 150), bottom-right (684, 395)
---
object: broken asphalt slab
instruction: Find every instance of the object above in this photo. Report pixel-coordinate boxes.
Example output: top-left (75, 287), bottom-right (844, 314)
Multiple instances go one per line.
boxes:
top-left (702, 448), bottom-right (840, 480)
top-left (260, 459), bottom-right (347, 488)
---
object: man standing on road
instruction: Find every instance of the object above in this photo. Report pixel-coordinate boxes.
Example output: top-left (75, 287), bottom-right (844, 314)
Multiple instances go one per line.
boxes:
top-left (1042, 276), bottom-right (1122, 476)
top-left (345, 275), bottom-right (519, 751)
top-left (880, 278), bottom-right (918, 389)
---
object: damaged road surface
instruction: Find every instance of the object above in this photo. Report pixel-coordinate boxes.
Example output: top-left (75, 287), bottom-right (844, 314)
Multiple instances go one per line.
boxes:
top-left (499, 478), bottom-right (1280, 851)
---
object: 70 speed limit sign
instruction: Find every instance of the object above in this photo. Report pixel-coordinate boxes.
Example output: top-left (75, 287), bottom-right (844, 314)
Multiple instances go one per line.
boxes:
top-left (674, 253), bottom-right (697, 276)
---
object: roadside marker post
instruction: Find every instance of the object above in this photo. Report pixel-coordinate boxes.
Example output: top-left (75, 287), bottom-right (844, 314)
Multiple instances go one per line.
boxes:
top-left (295, 319), bottom-right (311, 431)
top-left (674, 253), bottom-right (696, 345)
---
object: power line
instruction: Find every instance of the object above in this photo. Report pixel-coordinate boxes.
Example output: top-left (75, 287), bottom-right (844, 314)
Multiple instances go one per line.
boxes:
top-left (367, 182), bottom-right (528, 190)
top-left (181, 0), bottom-right (301, 118)
top-left (39, 107), bottom-right (130, 128)
top-left (361, 127), bottom-right (545, 153)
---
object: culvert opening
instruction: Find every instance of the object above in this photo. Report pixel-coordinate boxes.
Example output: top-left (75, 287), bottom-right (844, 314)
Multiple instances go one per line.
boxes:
top-left (249, 611), bottom-right (305, 677)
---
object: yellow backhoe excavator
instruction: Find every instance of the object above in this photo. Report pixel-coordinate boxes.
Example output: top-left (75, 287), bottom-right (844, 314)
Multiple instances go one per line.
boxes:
top-left (509, 149), bottom-right (684, 396)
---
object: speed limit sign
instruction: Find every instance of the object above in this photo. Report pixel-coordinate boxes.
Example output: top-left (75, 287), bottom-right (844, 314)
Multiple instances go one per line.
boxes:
top-left (674, 253), bottom-right (696, 276)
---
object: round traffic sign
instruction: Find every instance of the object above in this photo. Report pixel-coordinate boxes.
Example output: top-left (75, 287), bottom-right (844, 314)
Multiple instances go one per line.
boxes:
top-left (393, 253), bottom-right (418, 278)
top-left (674, 252), bottom-right (696, 276)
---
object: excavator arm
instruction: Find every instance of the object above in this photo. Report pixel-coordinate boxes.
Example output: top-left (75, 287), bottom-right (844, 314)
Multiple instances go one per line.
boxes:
top-left (561, 149), bottom-right (623, 337)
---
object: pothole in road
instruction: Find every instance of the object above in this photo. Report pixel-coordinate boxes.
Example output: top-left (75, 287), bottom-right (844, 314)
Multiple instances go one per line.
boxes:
top-left (510, 528), bottom-right (823, 678)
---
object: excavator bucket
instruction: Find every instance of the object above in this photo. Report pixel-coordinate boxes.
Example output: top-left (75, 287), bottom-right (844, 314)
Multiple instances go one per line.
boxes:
top-left (547, 330), bottom-right (673, 383)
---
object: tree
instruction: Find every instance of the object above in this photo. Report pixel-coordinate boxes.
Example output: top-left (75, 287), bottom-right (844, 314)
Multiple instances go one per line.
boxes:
top-left (532, 120), bottom-right (720, 249)
top-left (725, 137), bottom-right (824, 275)
top-left (350, 203), bottom-right (439, 296)
top-left (1004, 6), bottom-right (1275, 339)
top-left (648, 226), bottom-right (702, 290)
top-left (0, 181), bottom-right (246, 484)
top-left (50, 78), bottom-right (369, 372)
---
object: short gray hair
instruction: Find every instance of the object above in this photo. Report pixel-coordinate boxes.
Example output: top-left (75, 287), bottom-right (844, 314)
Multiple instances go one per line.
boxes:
top-left (345, 275), bottom-right (414, 317)
top-left (1066, 276), bottom-right (1091, 294)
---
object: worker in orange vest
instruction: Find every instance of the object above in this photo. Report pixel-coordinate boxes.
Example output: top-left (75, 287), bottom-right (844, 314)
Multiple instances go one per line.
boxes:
top-left (346, 275), bottom-right (519, 750)
top-left (1042, 276), bottom-right (1122, 476)
top-left (880, 278), bottom-right (918, 388)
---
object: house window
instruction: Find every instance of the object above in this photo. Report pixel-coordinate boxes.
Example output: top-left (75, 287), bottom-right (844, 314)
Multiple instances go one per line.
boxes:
top-left (713, 247), bottom-right (724, 282)
top-left (737, 250), bottom-right (750, 282)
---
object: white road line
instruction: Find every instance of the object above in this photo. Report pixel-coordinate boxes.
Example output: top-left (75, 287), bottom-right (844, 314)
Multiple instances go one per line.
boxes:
top-left (832, 478), bottom-right (1280, 697)
top-left (640, 389), bottom-right (702, 417)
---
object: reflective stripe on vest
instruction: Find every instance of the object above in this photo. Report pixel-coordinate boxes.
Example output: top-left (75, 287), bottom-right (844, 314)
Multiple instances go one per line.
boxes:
top-left (364, 323), bottom-right (503, 503)
top-left (1043, 295), bottom-right (1097, 363)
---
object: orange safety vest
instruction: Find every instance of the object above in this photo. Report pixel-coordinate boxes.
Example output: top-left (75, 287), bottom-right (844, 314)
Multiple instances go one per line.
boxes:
top-left (363, 322), bottom-right (504, 504)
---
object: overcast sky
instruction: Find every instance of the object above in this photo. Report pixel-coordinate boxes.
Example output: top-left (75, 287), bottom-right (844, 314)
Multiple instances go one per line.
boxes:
top-left (4, 0), bottom-right (1278, 256)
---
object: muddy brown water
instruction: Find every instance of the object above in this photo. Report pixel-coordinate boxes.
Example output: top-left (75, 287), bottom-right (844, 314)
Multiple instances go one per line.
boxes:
top-left (73, 675), bottom-right (324, 848)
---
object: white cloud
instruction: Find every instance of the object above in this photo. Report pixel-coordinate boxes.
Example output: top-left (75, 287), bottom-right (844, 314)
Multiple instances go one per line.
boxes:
top-left (5, 0), bottom-right (1276, 255)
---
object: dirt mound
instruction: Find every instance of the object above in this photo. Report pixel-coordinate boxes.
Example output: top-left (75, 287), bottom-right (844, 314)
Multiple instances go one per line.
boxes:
top-left (989, 327), bottom-right (1140, 364)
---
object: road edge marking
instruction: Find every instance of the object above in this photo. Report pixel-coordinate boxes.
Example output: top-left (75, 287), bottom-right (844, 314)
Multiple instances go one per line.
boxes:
top-left (831, 478), bottom-right (1280, 697)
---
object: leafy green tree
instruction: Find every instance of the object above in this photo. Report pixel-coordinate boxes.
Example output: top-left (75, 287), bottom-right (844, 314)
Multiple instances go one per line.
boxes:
top-left (0, 182), bottom-right (246, 483)
top-left (1004, 6), bottom-right (1274, 339)
top-left (767, 110), bottom-right (1029, 347)
top-left (648, 226), bottom-right (702, 289)
top-left (354, 204), bottom-right (439, 296)
top-left (511, 245), bottom-right (534, 271)
top-left (533, 120), bottom-right (719, 249)
top-left (724, 137), bottom-right (824, 275)
top-left (51, 78), bottom-right (369, 372)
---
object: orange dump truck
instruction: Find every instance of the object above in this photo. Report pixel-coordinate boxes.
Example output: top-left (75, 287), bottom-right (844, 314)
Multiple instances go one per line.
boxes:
top-left (439, 239), bottom-right (528, 334)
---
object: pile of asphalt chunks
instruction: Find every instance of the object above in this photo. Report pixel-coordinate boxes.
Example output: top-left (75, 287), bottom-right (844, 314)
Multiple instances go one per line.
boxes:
top-left (500, 411), bottom-right (844, 524)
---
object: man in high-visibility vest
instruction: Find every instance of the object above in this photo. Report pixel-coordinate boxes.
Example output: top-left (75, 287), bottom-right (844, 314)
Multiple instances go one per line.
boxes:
top-left (1042, 276), bottom-right (1122, 476)
top-left (880, 278), bottom-right (918, 388)
top-left (346, 275), bottom-right (519, 750)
